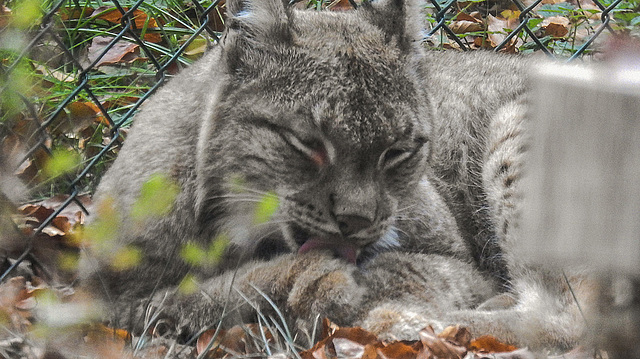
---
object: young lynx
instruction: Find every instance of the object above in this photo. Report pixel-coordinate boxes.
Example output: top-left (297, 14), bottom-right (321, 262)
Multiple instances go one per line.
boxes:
top-left (86, 0), bottom-right (593, 350)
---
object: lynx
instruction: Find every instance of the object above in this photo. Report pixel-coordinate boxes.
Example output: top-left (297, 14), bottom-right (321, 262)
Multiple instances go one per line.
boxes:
top-left (85, 0), bottom-right (593, 350)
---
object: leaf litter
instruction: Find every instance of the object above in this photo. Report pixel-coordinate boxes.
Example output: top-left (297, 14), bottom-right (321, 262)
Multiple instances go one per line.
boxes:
top-left (2, 193), bottom-right (547, 359)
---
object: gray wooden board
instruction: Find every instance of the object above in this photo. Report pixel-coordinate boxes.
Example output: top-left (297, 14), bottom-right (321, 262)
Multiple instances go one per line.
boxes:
top-left (519, 62), bottom-right (640, 274)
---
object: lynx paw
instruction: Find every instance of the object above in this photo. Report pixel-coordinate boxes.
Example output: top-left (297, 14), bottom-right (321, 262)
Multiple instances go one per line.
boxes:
top-left (286, 253), bottom-right (366, 326)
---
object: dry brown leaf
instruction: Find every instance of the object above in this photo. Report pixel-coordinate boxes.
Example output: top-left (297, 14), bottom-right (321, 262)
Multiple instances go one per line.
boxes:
top-left (377, 341), bottom-right (420, 359)
top-left (33, 63), bottom-right (76, 83)
top-left (469, 335), bottom-right (518, 353)
top-left (419, 326), bottom-right (467, 359)
top-left (450, 13), bottom-right (484, 34)
top-left (322, 316), bottom-right (341, 338)
top-left (487, 15), bottom-right (509, 47)
top-left (196, 324), bottom-right (274, 357)
top-left (66, 101), bottom-right (108, 130)
top-left (438, 325), bottom-right (471, 348)
top-left (93, 7), bottom-right (161, 42)
top-left (486, 15), bottom-right (522, 53)
top-left (41, 225), bottom-right (66, 237)
top-left (19, 203), bottom-right (55, 224)
top-left (302, 321), bottom-right (380, 359)
top-left (333, 337), bottom-right (367, 358)
top-left (59, 6), bottom-right (94, 21)
top-left (542, 16), bottom-right (570, 37)
top-left (450, 20), bottom-right (484, 34)
top-left (0, 277), bottom-right (33, 330)
top-left (500, 10), bottom-right (521, 26)
top-left (0, 5), bottom-right (11, 28)
top-left (93, 7), bottom-right (158, 29)
top-left (16, 195), bottom-right (90, 241)
top-left (328, 0), bottom-right (354, 11)
top-left (87, 36), bottom-right (145, 68)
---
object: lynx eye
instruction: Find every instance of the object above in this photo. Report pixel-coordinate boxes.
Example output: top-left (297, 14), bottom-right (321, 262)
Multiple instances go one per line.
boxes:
top-left (379, 137), bottom-right (427, 170)
top-left (283, 132), bottom-right (330, 167)
top-left (379, 147), bottom-right (414, 169)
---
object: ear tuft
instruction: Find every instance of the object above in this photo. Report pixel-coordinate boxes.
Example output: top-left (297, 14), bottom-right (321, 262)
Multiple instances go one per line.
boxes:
top-left (224, 0), bottom-right (293, 45)
top-left (361, 0), bottom-right (425, 52)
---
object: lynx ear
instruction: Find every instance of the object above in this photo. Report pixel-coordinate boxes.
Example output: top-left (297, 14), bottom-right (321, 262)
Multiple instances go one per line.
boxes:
top-left (221, 0), bottom-right (293, 72)
top-left (223, 0), bottom-right (293, 45)
top-left (361, 0), bottom-right (425, 52)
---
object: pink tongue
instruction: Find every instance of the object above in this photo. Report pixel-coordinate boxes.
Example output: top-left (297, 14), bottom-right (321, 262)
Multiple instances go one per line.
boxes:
top-left (298, 238), bottom-right (358, 264)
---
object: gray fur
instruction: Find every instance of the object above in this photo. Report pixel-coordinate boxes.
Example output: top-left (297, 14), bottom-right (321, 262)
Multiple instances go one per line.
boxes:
top-left (86, 0), bottom-right (590, 350)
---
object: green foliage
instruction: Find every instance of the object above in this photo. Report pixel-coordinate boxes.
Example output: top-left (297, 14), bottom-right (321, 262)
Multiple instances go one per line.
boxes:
top-left (538, 2), bottom-right (576, 17)
top-left (178, 273), bottom-right (199, 294)
top-left (131, 173), bottom-right (180, 221)
top-left (11, 0), bottom-right (42, 28)
top-left (111, 246), bottom-right (143, 271)
top-left (180, 235), bottom-right (230, 268)
top-left (254, 192), bottom-right (280, 225)
top-left (44, 148), bottom-right (82, 179)
top-left (83, 197), bottom-right (120, 248)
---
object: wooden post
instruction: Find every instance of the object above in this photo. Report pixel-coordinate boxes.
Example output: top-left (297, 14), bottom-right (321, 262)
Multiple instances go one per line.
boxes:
top-left (520, 59), bottom-right (640, 357)
top-left (521, 62), bottom-right (640, 273)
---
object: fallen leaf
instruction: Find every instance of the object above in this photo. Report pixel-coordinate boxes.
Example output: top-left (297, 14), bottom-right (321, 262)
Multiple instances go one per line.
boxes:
top-left (16, 194), bottom-right (90, 239)
top-left (19, 203), bottom-right (55, 224)
top-left (302, 323), bottom-right (379, 359)
top-left (469, 335), bottom-right (518, 353)
top-left (58, 6), bottom-right (94, 21)
top-left (196, 324), bottom-right (275, 357)
top-left (377, 341), bottom-right (419, 359)
top-left (500, 9), bottom-right (521, 27)
top-left (66, 101), bottom-right (108, 130)
top-left (0, 277), bottom-right (33, 330)
top-left (92, 7), bottom-right (161, 42)
top-left (0, 5), bottom-right (12, 28)
top-left (419, 326), bottom-right (467, 359)
top-left (93, 7), bottom-right (158, 29)
top-left (328, 0), bottom-right (354, 11)
top-left (438, 325), bottom-right (471, 348)
top-left (33, 63), bottom-right (76, 83)
top-left (333, 337), bottom-right (366, 358)
top-left (87, 36), bottom-right (145, 68)
top-left (183, 37), bottom-right (208, 57)
top-left (542, 16), bottom-right (570, 37)
top-left (450, 13), bottom-right (484, 34)
top-left (450, 20), bottom-right (484, 34)
top-left (476, 348), bottom-right (536, 358)
top-left (486, 15), bottom-right (522, 52)
top-left (41, 225), bottom-right (66, 237)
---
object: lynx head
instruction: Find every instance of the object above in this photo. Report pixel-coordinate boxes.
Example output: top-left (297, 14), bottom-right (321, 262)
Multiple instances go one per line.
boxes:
top-left (197, 0), bottom-right (433, 264)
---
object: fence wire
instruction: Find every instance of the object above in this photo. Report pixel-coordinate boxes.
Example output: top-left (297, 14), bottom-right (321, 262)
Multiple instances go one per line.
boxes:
top-left (0, 0), bottom-right (631, 283)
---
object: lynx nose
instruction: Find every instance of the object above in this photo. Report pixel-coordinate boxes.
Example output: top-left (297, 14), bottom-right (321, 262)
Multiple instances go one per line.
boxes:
top-left (336, 215), bottom-right (372, 237)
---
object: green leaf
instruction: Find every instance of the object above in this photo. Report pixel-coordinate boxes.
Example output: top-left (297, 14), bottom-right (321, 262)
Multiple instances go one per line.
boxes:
top-left (44, 149), bottom-right (81, 179)
top-left (178, 273), bottom-right (199, 295)
top-left (253, 191), bottom-right (279, 225)
top-left (181, 242), bottom-right (206, 266)
top-left (181, 235), bottom-right (229, 267)
top-left (527, 18), bottom-right (544, 29)
top-left (111, 246), bottom-right (142, 271)
top-left (131, 173), bottom-right (179, 221)
top-left (206, 235), bottom-right (229, 264)
top-left (12, 0), bottom-right (42, 29)
top-left (538, 3), bottom-right (575, 17)
top-left (83, 197), bottom-right (120, 250)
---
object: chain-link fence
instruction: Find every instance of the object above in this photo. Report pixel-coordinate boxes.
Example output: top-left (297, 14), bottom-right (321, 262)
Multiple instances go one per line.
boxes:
top-left (0, 0), bottom-right (632, 285)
